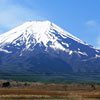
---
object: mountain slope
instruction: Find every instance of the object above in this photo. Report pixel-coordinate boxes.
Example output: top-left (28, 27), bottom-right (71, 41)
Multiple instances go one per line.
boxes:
top-left (0, 21), bottom-right (84, 54)
top-left (0, 20), bottom-right (100, 75)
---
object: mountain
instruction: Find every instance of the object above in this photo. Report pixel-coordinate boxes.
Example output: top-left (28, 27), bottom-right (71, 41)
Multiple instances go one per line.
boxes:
top-left (0, 20), bottom-right (100, 82)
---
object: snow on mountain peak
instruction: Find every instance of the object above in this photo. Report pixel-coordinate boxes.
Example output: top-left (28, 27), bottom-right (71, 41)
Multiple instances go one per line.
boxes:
top-left (0, 20), bottom-right (51, 42)
top-left (0, 20), bottom-right (86, 53)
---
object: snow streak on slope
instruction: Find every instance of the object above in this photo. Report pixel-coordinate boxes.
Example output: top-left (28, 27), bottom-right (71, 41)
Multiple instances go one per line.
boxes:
top-left (0, 21), bottom-right (85, 53)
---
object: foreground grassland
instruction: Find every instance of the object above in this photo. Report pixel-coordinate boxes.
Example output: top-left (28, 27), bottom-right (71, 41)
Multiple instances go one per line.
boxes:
top-left (0, 89), bottom-right (100, 100)
top-left (0, 81), bottom-right (100, 99)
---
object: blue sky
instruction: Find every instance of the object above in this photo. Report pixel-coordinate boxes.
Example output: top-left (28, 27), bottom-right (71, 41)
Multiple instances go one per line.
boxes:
top-left (0, 0), bottom-right (100, 48)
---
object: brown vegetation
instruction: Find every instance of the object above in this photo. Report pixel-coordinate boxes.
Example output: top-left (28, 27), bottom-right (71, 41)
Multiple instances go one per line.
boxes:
top-left (0, 80), bottom-right (100, 99)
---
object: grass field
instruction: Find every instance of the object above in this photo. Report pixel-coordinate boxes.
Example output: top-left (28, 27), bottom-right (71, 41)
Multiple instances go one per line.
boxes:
top-left (0, 81), bottom-right (100, 99)
top-left (0, 89), bottom-right (100, 99)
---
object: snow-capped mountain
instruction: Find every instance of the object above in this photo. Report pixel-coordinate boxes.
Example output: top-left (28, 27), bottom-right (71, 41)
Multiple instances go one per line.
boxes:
top-left (0, 20), bottom-right (100, 74)
top-left (0, 21), bottom-right (84, 53)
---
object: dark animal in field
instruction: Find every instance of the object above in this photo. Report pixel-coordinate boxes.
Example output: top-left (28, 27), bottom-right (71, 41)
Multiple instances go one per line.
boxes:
top-left (2, 82), bottom-right (10, 87)
top-left (91, 84), bottom-right (95, 90)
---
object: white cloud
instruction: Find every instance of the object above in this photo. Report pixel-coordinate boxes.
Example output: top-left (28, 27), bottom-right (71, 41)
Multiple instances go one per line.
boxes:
top-left (0, 5), bottom-right (42, 27)
top-left (86, 20), bottom-right (98, 27)
top-left (0, 0), bottom-right (45, 34)
top-left (86, 20), bottom-right (100, 48)
top-left (86, 20), bottom-right (100, 34)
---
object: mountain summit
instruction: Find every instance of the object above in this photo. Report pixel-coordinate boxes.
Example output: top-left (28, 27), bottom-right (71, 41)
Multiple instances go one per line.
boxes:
top-left (0, 20), bottom-right (100, 75)
top-left (0, 21), bottom-right (84, 54)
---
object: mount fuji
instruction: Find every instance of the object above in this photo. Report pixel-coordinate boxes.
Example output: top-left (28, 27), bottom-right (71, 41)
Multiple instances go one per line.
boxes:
top-left (0, 20), bottom-right (100, 80)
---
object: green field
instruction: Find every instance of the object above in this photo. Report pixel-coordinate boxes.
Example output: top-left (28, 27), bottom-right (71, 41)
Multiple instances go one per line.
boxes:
top-left (0, 73), bottom-right (100, 83)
